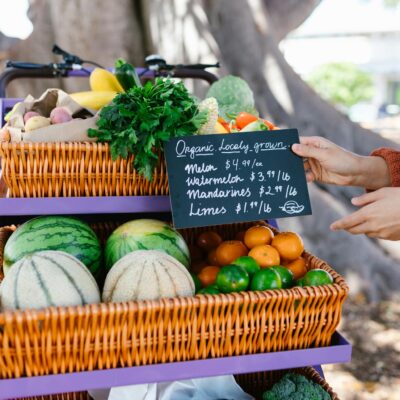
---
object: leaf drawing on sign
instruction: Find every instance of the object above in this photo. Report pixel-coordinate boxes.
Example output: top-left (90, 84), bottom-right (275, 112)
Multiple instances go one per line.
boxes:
top-left (279, 200), bottom-right (305, 215)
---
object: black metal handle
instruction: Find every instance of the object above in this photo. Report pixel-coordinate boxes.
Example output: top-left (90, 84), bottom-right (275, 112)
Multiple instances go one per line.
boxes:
top-left (164, 68), bottom-right (218, 85)
top-left (0, 67), bottom-right (71, 98)
top-left (6, 61), bottom-right (54, 70)
top-left (52, 44), bottom-right (84, 65)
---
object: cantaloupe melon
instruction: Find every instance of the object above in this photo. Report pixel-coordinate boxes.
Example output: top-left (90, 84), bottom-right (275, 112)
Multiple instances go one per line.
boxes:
top-left (102, 250), bottom-right (195, 303)
top-left (0, 251), bottom-right (100, 311)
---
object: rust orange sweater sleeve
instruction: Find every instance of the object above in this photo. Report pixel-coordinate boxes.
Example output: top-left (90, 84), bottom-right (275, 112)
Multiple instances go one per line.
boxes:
top-left (371, 148), bottom-right (400, 187)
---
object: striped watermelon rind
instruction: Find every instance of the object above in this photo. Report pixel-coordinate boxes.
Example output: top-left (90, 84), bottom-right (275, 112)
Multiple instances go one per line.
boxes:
top-left (105, 219), bottom-right (190, 270)
top-left (3, 216), bottom-right (102, 277)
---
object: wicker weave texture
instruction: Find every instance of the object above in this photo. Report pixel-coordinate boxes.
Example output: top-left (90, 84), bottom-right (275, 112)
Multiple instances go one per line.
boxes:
top-left (0, 222), bottom-right (348, 379)
top-left (11, 367), bottom-right (339, 400)
top-left (11, 393), bottom-right (91, 400)
top-left (0, 142), bottom-right (168, 197)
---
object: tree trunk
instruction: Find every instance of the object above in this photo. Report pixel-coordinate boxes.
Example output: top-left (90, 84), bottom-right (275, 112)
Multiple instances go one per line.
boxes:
top-left (7, 0), bottom-right (61, 97)
top-left (7, 0), bottom-right (153, 97)
top-left (4, 0), bottom-right (400, 299)
top-left (264, 0), bottom-right (322, 42)
top-left (201, 0), bottom-right (400, 299)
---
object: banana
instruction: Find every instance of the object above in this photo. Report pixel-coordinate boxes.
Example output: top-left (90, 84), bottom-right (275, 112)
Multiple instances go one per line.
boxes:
top-left (89, 68), bottom-right (124, 93)
top-left (70, 91), bottom-right (117, 110)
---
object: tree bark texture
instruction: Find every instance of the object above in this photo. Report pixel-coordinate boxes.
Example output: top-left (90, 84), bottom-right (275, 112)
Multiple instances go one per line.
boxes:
top-left (3, 0), bottom-right (400, 299)
top-left (7, 0), bottom-right (152, 97)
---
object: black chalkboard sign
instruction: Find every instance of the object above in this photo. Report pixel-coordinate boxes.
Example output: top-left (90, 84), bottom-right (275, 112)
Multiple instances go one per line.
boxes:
top-left (164, 129), bottom-right (312, 229)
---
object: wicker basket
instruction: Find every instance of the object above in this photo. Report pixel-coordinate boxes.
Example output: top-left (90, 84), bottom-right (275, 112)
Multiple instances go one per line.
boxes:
top-left (11, 367), bottom-right (340, 400)
top-left (0, 142), bottom-right (168, 197)
top-left (0, 222), bottom-right (348, 379)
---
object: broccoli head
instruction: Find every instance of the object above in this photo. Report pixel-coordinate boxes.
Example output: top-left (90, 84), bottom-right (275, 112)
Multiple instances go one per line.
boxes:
top-left (262, 372), bottom-right (331, 400)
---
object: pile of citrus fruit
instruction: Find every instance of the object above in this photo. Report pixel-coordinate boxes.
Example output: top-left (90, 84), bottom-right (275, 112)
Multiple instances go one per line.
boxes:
top-left (189, 225), bottom-right (333, 295)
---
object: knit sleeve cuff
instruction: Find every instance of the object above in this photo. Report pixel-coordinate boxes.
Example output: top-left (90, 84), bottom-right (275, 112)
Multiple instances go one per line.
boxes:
top-left (370, 147), bottom-right (400, 187)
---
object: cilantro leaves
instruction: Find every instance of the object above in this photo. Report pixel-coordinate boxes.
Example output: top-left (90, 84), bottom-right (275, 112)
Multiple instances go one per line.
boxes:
top-left (88, 78), bottom-right (207, 180)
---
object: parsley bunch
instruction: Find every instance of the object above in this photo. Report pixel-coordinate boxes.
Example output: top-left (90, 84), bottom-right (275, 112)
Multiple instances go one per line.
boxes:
top-left (88, 78), bottom-right (207, 180)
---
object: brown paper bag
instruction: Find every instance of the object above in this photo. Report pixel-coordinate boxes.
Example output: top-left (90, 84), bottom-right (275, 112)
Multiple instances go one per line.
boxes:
top-left (3, 88), bottom-right (98, 143)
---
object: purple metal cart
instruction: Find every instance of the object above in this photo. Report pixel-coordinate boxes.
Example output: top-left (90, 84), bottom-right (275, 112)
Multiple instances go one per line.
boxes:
top-left (0, 64), bottom-right (351, 399)
top-left (0, 333), bottom-right (350, 399)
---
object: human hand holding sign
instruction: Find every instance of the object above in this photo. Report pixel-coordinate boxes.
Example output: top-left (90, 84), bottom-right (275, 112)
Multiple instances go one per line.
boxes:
top-left (292, 136), bottom-right (400, 240)
top-left (291, 136), bottom-right (390, 190)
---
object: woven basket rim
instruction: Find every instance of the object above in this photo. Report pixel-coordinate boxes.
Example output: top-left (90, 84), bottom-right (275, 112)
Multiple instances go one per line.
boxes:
top-left (1, 141), bottom-right (108, 148)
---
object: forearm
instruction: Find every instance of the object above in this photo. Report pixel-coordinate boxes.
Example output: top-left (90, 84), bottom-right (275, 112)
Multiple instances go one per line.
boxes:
top-left (370, 148), bottom-right (400, 188)
top-left (351, 155), bottom-right (391, 190)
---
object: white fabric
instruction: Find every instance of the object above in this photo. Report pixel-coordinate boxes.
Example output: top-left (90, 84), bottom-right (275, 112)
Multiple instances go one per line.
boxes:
top-left (89, 375), bottom-right (254, 400)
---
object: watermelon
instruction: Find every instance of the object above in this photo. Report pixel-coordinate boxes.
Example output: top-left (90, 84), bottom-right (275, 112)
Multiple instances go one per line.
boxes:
top-left (0, 250), bottom-right (100, 311)
top-left (105, 219), bottom-right (190, 269)
top-left (3, 216), bottom-right (102, 277)
top-left (102, 250), bottom-right (195, 302)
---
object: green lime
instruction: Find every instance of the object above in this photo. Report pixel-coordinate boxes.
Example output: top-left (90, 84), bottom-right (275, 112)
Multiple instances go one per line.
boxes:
top-left (271, 265), bottom-right (294, 289)
top-left (302, 269), bottom-right (333, 287)
top-left (296, 278), bottom-right (305, 287)
top-left (233, 256), bottom-right (260, 277)
top-left (191, 273), bottom-right (203, 293)
top-left (216, 264), bottom-right (250, 293)
top-left (197, 286), bottom-right (221, 295)
top-left (208, 283), bottom-right (219, 290)
top-left (250, 268), bottom-right (282, 291)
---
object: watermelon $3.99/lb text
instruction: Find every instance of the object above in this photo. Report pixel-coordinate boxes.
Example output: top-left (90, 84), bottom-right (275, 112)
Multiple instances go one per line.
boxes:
top-left (0, 251), bottom-right (100, 311)
top-left (102, 250), bottom-right (195, 303)
top-left (105, 219), bottom-right (190, 269)
top-left (3, 216), bottom-right (102, 278)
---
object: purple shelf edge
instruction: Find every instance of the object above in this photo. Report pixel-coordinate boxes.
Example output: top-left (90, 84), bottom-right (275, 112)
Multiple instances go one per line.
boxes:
top-left (0, 332), bottom-right (351, 399)
top-left (0, 196), bottom-right (171, 215)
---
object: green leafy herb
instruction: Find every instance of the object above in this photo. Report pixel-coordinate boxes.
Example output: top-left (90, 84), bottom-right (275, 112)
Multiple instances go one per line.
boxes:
top-left (88, 78), bottom-right (207, 180)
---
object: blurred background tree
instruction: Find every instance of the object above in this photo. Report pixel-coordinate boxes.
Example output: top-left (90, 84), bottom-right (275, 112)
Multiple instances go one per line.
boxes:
top-left (0, 0), bottom-right (399, 301)
top-left (1, 1), bottom-right (400, 397)
top-left (307, 62), bottom-right (374, 109)
top-left (384, 0), bottom-right (400, 7)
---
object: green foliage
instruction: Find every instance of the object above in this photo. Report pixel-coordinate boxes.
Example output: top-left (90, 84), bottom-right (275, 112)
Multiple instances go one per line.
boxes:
top-left (307, 62), bottom-right (374, 108)
top-left (89, 78), bottom-right (207, 180)
top-left (262, 373), bottom-right (331, 400)
top-left (384, 0), bottom-right (400, 8)
top-left (206, 75), bottom-right (258, 120)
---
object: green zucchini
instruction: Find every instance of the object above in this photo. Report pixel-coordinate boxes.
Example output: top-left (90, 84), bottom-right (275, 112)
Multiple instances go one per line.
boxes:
top-left (114, 58), bottom-right (142, 90)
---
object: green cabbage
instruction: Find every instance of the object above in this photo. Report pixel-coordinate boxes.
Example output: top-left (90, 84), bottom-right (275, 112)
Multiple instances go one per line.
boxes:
top-left (206, 75), bottom-right (258, 120)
